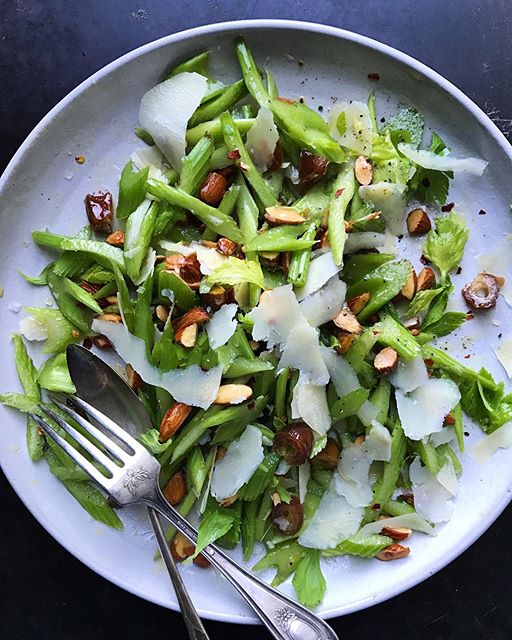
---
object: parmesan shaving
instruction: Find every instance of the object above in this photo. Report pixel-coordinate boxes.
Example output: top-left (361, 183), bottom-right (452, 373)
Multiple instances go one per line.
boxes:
top-left (469, 422), bottom-right (512, 463)
top-left (206, 303), bottom-right (237, 349)
top-left (409, 456), bottom-right (455, 523)
top-left (398, 143), bottom-right (488, 175)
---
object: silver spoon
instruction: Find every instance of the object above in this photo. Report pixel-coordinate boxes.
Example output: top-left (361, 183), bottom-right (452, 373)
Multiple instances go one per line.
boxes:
top-left (67, 345), bottom-right (209, 640)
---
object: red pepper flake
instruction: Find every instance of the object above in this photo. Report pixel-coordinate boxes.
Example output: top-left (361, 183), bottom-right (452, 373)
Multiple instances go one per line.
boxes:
top-left (479, 209), bottom-right (487, 215)
top-left (276, 96), bottom-right (296, 104)
top-left (441, 202), bottom-right (454, 212)
top-left (371, 503), bottom-right (381, 511)
top-left (75, 155), bottom-right (86, 164)
top-left (367, 72), bottom-right (380, 81)
top-left (420, 254), bottom-right (431, 265)
top-left (335, 188), bottom-right (345, 197)
top-left (464, 354), bottom-right (471, 359)
top-left (424, 358), bottom-right (434, 367)
top-left (227, 149), bottom-right (240, 159)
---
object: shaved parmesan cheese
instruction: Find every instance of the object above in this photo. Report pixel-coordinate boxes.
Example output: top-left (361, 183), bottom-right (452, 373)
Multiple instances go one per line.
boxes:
top-left (211, 425), bottom-right (264, 501)
top-left (359, 182), bottom-right (407, 235)
top-left (328, 101), bottom-right (373, 156)
top-left (409, 456), bottom-right (454, 523)
top-left (276, 460), bottom-right (291, 475)
top-left (298, 461), bottom-right (310, 503)
top-left (430, 427), bottom-right (456, 447)
top-left (279, 322), bottom-right (329, 385)
top-left (356, 400), bottom-right (379, 427)
top-left (249, 284), bottom-right (302, 348)
top-left (321, 346), bottom-right (360, 395)
top-left (469, 422), bottom-right (512, 463)
top-left (390, 356), bottom-right (429, 392)
top-left (139, 72), bottom-right (207, 169)
top-left (396, 378), bottom-right (460, 440)
top-left (334, 443), bottom-right (372, 507)
top-left (398, 143), bottom-right (488, 175)
top-left (493, 337), bottom-right (512, 378)
top-left (365, 421), bottom-right (391, 461)
top-left (436, 459), bottom-right (458, 496)
top-left (19, 315), bottom-right (47, 341)
top-left (91, 319), bottom-right (222, 408)
top-left (294, 383), bottom-right (331, 435)
top-left (159, 240), bottom-right (196, 256)
top-left (194, 244), bottom-right (228, 275)
top-left (344, 231), bottom-right (387, 253)
top-left (476, 236), bottom-right (512, 306)
top-left (299, 277), bottom-right (346, 327)
top-left (246, 107), bottom-right (279, 173)
top-left (295, 251), bottom-right (341, 301)
top-left (357, 512), bottom-right (435, 538)
top-left (133, 247), bottom-right (156, 286)
top-left (206, 303), bottom-right (237, 349)
top-left (131, 146), bottom-right (168, 181)
top-left (298, 481), bottom-right (363, 549)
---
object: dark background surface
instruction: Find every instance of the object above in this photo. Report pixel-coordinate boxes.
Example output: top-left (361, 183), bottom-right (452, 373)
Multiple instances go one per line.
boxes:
top-left (1, 1), bottom-right (512, 639)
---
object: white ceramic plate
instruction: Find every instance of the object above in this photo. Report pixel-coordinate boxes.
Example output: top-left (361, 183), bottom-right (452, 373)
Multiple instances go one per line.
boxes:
top-left (1, 19), bottom-right (512, 624)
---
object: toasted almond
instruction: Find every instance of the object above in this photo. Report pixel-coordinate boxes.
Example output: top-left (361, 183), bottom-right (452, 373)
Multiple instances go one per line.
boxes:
top-left (170, 532), bottom-right (195, 562)
top-left (80, 280), bottom-right (101, 295)
top-left (199, 171), bottom-right (229, 205)
top-left (155, 254), bottom-right (166, 264)
top-left (163, 470), bottom-right (187, 506)
top-left (334, 330), bottom-right (358, 354)
top-left (97, 313), bottom-right (122, 323)
top-left (215, 445), bottom-right (226, 462)
top-left (406, 208), bottom-right (431, 235)
top-left (374, 347), bottom-right (399, 375)
top-left (105, 295), bottom-right (118, 305)
top-left (444, 413), bottom-right (456, 426)
top-left (155, 304), bottom-right (169, 323)
top-left (354, 435), bottom-right (366, 447)
top-left (417, 267), bottom-right (436, 292)
top-left (376, 543), bottom-right (410, 561)
top-left (173, 307), bottom-right (210, 334)
top-left (271, 492), bottom-right (282, 506)
top-left (462, 272), bottom-right (500, 310)
top-left (216, 237), bottom-right (238, 256)
top-left (192, 553), bottom-right (211, 569)
top-left (213, 384), bottom-right (253, 406)
top-left (92, 335), bottom-right (111, 349)
top-left (399, 271), bottom-right (417, 301)
top-left (280, 251), bottom-right (291, 275)
top-left (203, 285), bottom-right (227, 309)
top-left (105, 230), bottom-right (125, 246)
top-left (160, 402), bottom-right (192, 442)
top-left (355, 155), bottom-right (373, 186)
top-left (347, 292), bottom-right (371, 314)
top-left (264, 205), bottom-right (305, 225)
top-left (333, 307), bottom-right (362, 334)
top-left (219, 494), bottom-right (238, 507)
top-left (126, 364), bottom-right (142, 392)
top-left (260, 251), bottom-right (280, 267)
top-left (381, 525), bottom-right (412, 541)
top-left (403, 316), bottom-right (420, 332)
top-left (177, 323), bottom-right (198, 348)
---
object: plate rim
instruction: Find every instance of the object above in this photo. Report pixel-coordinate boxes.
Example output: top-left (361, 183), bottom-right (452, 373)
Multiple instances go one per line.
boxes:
top-left (1, 18), bottom-right (512, 624)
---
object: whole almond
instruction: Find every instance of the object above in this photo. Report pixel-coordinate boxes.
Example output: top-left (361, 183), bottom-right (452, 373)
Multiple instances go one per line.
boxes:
top-left (399, 271), bottom-right (418, 301)
top-left (177, 323), bottom-right (198, 347)
top-left (381, 525), bottom-right (412, 541)
top-left (163, 470), bottom-right (187, 506)
top-left (334, 330), bottom-right (358, 354)
top-left (203, 285), bottom-right (227, 309)
top-left (417, 267), bottom-right (436, 291)
top-left (213, 384), bottom-right (253, 406)
top-left (264, 205), bottom-right (305, 225)
top-left (173, 307), bottom-right (210, 335)
top-left (376, 543), bottom-right (410, 561)
top-left (407, 208), bottom-right (431, 235)
top-left (199, 172), bottom-right (228, 205)
top-left (159, 402), bottom-right (192, 442)
top-left (355, 155), bottom-right (373, 186)
top-left (216, 237), bottom-right (238, 256)
top-left (92, 335), bottom-right (111, 349)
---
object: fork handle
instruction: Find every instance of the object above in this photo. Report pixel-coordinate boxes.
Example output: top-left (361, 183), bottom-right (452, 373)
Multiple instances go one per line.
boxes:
top-left (147, 507), bottom-right (210, 640)
top-left (149, 490), bottom-right (339, 640)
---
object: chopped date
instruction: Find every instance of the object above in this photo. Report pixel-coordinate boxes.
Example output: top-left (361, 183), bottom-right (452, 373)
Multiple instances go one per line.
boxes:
top-left (85, 191), bottom-right (114, 233)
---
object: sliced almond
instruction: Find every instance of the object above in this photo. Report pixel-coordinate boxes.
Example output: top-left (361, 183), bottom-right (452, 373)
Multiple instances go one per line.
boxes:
top-left (354, 435), bottom-right (366, 447)
top-left (105, 295), bottom-right (118, 305)
top-left (177, 323), bottom-right (198, 347)
top-left (399, 271), bottom-right (417, 301)
top-left (163, 470), bottom-right (187, 506)
top-left (96, 313), bottom-right (122, 323)
top-left (215, 445), bottom-right (226, 462)
top-left (333, 307), bottom-right (362, 334)
top-left (264, 206), bottom-right (305, 225)
top-left (376, 543), bottom-right (410, 561)
top-left (203, 285), bottom-right (227, 309)
top-left (160, 402), bottom-right (192, 442)
top-left (347, 292), bottom-right (371, 315)
top-left (155, 304), bottom-right (169, 323)
top-left (199, 171), bottom-right (228, 205)
top-left (406, 208), bottom-right (431, 235)
top-left (105, 230), bottom-right (125, 246)
top-left (374, 347), bottom-right (399, 375)
top-left (213, 384), bottom-right (253, 406)
top-left (380, 525), bottom-right (412, 541)
top-left (334, 330), bottom-right (358, 354)
top-left (192, 553), bottom-right (211, 569)
top-left (173, 307), bottom-right (210, 335)
top-left (417, 267), bottom-right (436, 292)
top-left (355, 155), bottom-right (373, 186)
top-left (219, 494), bottom-right (238, 507)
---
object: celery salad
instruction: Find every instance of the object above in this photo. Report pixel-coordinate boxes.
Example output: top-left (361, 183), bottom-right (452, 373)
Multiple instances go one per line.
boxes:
top-left (3, 37), bottom-right (511, 608)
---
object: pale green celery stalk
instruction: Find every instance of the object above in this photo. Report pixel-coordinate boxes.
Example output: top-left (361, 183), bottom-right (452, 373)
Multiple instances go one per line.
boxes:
top-left (179, 135), bottom-right (214, 195)
top-left (133, 277), bottom-right (155, 359)
top-left (116, 161), bottom-right (150, 220)
top-left (60, 276), bottom-right (103, 313)
top-left (367, 91), bottom-right (378, 132)
top-left (364, 422), bottom-right (406, 522)
top-left (37, 353), bottom-right (76, 394)
top-left (236, 176), bottom-right (261, 305)
top-left (124, 200), bottom-right (159, 283)
top-left (145, 179), bottom-right (244, 243)
top-left (452, 403), bottom-right (464, 452)
top-left (239, 452), bottom-right (281, 501)
top-left (135, 127), bottom-right (155, 146)
top-left (243, 225), bottom-right (315, 252)
top-left (20, 262), bottom-right (54, 286)
top-left (342, 253), bottom-right (395, 286)
top-left (166, 51), bottom-right (209, 78)
top-left (287, 222), bottom-right (317, 287)
top-left (420, 345), bottom-right (496, 390)
top-left (220, 110), bottom-right (278, 209)
top-left (372, 312), bottom-right (421, 361)
top-left (323, 534), bottom-right (392, 558)
top-left (266, 68), bottom-right (279, 98)
top-left (13, 334), bottom-right (40, 401)
top-left (224, 358), bottom-right (273, 378)
top-left (79, 263), bottom-right (114, 284)
top-left (51, 226), bottom-right (93, 277)
top-left (186, 447), bottom-right (207, 497)
top-left (274, 368), bottom-right (289, 423)
top-left (345, 328), bottom-right (379, 373)
top-left (208, 145), bottom-right (234, 171)
top-left (186, 118), bottom-right (255, 146)
top-left (47, 272), bottom-right (91, 333)
top-left (93, 281), bottom-right (117, 300)
top-left (328, 163), bottom-right (356, 266)
top-left (414, 439), bottom-right (440, 475)
top-left (189, 79), bottom-right (248, 126)
top-left (383, 499), bottom-right (416, 517)
top-left (112, 264), bottom-right (135, 333)
top-left (218, 184), bottom-right (240, 216)
top-left (160, 490), bottom-right (198, 548)
top-left (32, 231), bottom-right (126, 272)
top-left (26, 414), bottom-right (45, 461)
top-left (242, 498), bottom-right (260, 561)
top-left (210, 396), bottom-right (268, 444)
top-left (23, 307), bottom-right (82, 354)
top-left (254, 491), bottom-right (273, 543)
top-left (293, 181), bottom-right (332, 217)
top-left (369, 378), bottom-right (391, 425)
top-left (264, 171), bottom-right (283, 200)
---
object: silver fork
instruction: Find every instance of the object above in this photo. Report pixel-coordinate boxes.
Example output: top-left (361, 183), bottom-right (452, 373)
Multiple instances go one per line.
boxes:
top-left (30, 397), bottom-right (338, 640)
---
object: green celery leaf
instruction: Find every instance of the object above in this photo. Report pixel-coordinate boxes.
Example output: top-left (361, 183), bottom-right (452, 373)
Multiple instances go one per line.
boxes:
top-left (253, 540), bottom-right (307, 586)
top-left (194, 508), bottom-right (235, 556)
top-left (139, 428), bottom-right (174, 455)
top-left (203, 257), bottom-right (265, 290)
top-left (380, 106), bottom-right (424, 148)
top-left (117, 161), bottom-right (150, 220)
top-left (292, 548), bottom-right (326, 608)
top-left (37, 353), bottom-right (76, 394)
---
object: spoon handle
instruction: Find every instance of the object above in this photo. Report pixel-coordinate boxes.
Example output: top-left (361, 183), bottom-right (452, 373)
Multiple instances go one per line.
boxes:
top-left (147, 507), bottom-right (210, 640)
